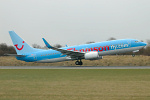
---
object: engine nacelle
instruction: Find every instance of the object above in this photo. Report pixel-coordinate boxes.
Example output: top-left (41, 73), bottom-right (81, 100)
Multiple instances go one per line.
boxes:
top-left (84, 52), bottom-right (103, 60)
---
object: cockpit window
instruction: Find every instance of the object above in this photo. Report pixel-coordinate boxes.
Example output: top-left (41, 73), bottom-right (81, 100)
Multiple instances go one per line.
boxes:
top-left (135, 41), bottom-right (139, 43)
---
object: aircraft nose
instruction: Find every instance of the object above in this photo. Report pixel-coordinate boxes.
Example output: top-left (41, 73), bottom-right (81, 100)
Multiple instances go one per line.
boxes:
top-left (141, 42), bottom-right (147, 46)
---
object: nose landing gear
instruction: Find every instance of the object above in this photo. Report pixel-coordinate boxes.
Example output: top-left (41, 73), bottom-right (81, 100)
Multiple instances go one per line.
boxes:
top-left (132, 54), bottom-right (135, 57)
top-left (75, 60), bottom-right (83, 65)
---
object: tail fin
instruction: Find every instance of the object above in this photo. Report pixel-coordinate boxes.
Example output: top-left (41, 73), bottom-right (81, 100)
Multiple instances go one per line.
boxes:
top-left (9, 31), bottom-right (38, 55)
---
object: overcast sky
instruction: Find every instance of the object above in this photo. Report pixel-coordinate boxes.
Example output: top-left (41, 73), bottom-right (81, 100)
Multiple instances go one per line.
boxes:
top-left (0, 0), bottom-right (150, 47)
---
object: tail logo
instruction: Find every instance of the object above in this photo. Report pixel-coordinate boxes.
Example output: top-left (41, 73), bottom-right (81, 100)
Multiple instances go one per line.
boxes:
top-left (14, 41), bottom-right (25, 50)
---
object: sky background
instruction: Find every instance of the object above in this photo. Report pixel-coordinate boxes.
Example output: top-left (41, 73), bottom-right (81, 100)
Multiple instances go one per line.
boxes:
top-left (0, 0), bottom-right (150, 47)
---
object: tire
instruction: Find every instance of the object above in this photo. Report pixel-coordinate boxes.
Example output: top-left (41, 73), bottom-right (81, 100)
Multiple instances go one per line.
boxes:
top-left (132, 54), bottom-right (135, 57)
top-left (75, 61), bottom-right (83, 65)
top-left (75, 61), bottom-right (79, 65)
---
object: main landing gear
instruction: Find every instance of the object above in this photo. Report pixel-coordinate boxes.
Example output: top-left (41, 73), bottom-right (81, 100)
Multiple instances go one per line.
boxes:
top-left (75, 60), bottom-right (83, 65)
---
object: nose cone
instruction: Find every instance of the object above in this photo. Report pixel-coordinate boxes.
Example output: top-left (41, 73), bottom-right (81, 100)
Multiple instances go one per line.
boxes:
top-left (141, 42), bottom-right (147, 46)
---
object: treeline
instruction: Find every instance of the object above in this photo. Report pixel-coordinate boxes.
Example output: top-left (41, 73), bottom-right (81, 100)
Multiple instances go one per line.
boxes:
top-left (0, 43), bottom-right (16, 56)
top-left (0, 40), bottom-right (150, 56)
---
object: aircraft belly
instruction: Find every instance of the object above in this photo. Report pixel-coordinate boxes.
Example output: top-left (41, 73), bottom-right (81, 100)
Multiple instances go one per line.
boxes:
top-left (36, 57), bottom-right (71, 63)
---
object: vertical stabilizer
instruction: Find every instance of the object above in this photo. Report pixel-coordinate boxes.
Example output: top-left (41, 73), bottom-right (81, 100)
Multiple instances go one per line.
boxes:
top-left (9, 31), bottom-right (38, 55)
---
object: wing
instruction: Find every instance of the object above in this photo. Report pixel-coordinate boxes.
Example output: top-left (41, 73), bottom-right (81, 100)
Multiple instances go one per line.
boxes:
top-left (42, 38), bottom-right (85, 59)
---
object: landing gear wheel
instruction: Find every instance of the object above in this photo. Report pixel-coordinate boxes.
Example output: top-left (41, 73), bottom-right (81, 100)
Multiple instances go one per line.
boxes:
top-left (75, 60), bottom-right (83, 65)
top-left (75, 61), bottom-right (80, 65)
top-left (132, 54), bottom-right (135, 57)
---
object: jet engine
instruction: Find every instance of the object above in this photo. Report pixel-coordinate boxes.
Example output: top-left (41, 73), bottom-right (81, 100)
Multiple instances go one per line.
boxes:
top-left (84, 52), bottom-right (103, 60)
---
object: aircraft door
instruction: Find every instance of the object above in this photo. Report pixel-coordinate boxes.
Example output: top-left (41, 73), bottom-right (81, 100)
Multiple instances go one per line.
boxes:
top-left (34, 54), bottom-right (37, 60)
top-left (127, 40), bottom-right (131, 47)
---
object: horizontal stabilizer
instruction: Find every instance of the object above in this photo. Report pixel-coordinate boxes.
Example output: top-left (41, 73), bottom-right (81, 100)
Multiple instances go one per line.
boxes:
top-left (4, 54), bottom-right (26, 57)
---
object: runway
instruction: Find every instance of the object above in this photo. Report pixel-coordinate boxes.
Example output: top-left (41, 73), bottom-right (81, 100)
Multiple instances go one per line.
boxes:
top-left (0, 66), bottom-right (150, 69)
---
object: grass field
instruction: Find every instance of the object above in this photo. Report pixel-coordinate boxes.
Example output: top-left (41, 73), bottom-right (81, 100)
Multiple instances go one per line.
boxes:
top-left (1, 55), bottom-right (150, 66)
top-left (0, 69), bottom-right (150, 100)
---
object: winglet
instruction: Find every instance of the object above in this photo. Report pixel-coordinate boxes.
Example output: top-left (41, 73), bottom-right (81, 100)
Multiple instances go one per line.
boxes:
top-left (42, 38), bottom-right (53, 48)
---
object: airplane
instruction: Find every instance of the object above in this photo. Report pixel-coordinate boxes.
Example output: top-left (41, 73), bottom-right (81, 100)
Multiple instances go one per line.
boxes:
top-left (6, 31), bottom-right (147, 65)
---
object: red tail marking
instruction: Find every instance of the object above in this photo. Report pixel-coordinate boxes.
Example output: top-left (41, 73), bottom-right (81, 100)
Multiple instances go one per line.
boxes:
top-left (14, 41), bottom-right (25, 50)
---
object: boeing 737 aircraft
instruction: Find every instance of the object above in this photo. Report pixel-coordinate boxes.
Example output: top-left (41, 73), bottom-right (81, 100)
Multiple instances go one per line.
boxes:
top-left (6, 31), bottom-right (147, 65)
